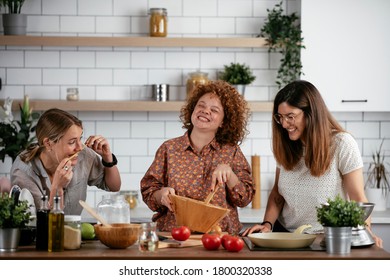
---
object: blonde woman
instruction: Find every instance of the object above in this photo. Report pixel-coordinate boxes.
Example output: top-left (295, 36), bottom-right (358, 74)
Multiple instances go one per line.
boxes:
top-left (10, 108), bottom-right (121, 214)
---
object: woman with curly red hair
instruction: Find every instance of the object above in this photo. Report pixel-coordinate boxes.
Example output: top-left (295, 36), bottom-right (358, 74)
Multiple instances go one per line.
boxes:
top-left (141, 80), bottom-right (254, 234)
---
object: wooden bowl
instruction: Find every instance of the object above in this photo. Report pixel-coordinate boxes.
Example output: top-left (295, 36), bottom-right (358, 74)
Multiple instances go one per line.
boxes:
top-left (94, 223), bottom-right (140, 249)
top-left (170, 194), bottom-right (230, 233)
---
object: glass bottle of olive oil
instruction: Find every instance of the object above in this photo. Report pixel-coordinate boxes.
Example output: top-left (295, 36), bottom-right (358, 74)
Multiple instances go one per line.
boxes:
top-left (48, 196), bottom-right (64, 252)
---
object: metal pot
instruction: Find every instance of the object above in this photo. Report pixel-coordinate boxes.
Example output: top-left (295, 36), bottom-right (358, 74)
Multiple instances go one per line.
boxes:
top-left (152, 84), bottom-right (169, 102)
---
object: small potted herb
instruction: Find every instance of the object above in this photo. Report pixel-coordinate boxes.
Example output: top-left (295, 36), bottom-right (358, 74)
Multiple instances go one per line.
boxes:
top-left (219, 62), bottom-right (256, 95)
top-left (316, 195), bottom-right (365, 254)
top-left (0, 192), bottom-right (32, 251)
top-left (0, 0), bottom-right (28, 35)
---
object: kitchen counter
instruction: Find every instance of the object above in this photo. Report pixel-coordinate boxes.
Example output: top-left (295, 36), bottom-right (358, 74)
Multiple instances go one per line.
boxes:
top-left (109, 206), bottom-right (390, 225)
top-left (1, 235), bottom-right (389, 260)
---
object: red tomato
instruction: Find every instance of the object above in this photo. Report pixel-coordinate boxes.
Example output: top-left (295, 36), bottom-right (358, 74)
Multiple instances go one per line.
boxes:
top-left (171, 226), bottom-right (191, 241)
top-left (221, 234), bottom-right (232, 249)
top-left (224, 236), bottom-right (244, 252)
top-left (201, 233), bottom-right (221, 250)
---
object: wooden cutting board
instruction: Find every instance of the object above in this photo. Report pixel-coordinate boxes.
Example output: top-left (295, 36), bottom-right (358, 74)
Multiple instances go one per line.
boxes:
top-left (158, 238), bottom-right (202, 249)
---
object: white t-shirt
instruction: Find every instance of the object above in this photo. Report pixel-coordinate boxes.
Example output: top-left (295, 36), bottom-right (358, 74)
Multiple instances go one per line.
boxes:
top-left (277, 132), bottom-right (363, 233)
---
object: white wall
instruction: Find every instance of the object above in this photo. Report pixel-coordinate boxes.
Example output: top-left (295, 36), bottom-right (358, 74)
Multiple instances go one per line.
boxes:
top-left (1, 0), bottom-right (389, 212)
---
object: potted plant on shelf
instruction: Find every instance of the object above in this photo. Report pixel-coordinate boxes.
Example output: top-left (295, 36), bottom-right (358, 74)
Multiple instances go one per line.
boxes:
top-left (260, 1), bottom-right (304, 88)
top-left (316, 195), bottom-right (365, 254)
top-left (0, 95), bottom-right (40, 163)
top-left (219, 62), bottom-right (256, 96)
top-left (365, 139), bottom-right (389, 211)
top-left (0, 192), bottom-right (31, 251)
top-left (0, 0), bottom-right (28, 35)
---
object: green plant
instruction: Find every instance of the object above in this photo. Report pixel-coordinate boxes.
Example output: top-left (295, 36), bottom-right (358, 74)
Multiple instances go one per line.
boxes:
top-left (365, 139), bottom-right (390, 194)
top-left (260, 1), bottom-right (305, 88)
top-left (0, 0), bottom-right (26, 13)
top-left (316, 195), bottom-right (365, 227)
top-left (0, 95), bottom-right (40, 162)
top-left (0, 192), bottom-right (31, 228)
top-left (219, 62), bottom-right (256, 85)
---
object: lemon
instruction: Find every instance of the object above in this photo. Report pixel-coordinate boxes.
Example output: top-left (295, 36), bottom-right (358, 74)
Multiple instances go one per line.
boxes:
top-left (81, 222), bottom-right (95, 240)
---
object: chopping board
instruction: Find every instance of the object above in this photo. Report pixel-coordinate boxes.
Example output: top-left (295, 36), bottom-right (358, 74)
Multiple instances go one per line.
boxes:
top-left (158, 238), bottom-right (202, 249)
top-left (157, 232), bottom-right (203, 248)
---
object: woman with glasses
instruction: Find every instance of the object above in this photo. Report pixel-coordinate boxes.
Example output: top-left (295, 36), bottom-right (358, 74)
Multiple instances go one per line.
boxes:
top-left (241, 80), bottom-right (382, 247)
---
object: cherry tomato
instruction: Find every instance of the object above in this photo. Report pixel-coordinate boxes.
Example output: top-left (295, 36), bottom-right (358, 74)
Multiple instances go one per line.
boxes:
top-left (201, 233), bottom-right (221, 250)
top-left (224, 235), bottom-right (244, 252)
top-left (221, 234), bottom-right (232, 249)
top-left (171, 226), bottom-right (191, 241)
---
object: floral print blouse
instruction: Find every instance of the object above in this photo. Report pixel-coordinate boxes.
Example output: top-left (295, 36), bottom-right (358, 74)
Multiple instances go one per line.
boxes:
top-left (141, 132), bottom-right (254, 234)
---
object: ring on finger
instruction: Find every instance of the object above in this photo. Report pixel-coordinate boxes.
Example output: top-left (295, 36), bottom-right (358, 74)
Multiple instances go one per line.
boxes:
top-left (64, 165), bottom-right (69, 171)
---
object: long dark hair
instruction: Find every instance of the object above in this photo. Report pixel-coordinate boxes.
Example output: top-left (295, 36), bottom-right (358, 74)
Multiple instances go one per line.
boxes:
top-left (272, 80), bottom-right (344, 176)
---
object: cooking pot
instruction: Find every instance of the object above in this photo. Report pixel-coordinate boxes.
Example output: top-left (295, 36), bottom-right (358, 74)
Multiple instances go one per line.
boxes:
top-left (248, 224), bottom-right (317, 249)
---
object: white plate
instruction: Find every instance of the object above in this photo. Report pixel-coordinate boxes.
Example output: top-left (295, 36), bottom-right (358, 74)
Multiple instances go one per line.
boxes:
top-left (19, 188), bottom-right (36, 217)
top-left (248, 232), bottom-right (317, 249)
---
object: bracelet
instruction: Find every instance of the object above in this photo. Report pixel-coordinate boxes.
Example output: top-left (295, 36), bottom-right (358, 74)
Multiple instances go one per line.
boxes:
top-left (260, 221), bottom-right (273, 231)
top-left (102, 153), bottom-right (118, 167)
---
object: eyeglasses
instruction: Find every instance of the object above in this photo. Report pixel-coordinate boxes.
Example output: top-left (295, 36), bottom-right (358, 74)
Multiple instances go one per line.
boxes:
top-left (273, 110), bottom-right (303, 125)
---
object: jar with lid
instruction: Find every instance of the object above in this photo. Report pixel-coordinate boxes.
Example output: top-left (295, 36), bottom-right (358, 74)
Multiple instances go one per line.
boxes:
top-left (121, 191), bottom-right (139, 209)
top-left (186, 71), bottom-right (209, 99)
top-left (64, 215), bottom-right (81, 250)
top-left (97, 194), bottom-right (131, 224)
top-left (149, 8), bottom-right (167, 37)
top-left (139, 222), bottom-right (159, 252)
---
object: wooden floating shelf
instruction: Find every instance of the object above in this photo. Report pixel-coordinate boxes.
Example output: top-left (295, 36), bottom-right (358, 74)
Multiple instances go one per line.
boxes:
top-left (3, 100), bottom-right (273, 112)
top-left (0, 35), bottom-right (268, 48)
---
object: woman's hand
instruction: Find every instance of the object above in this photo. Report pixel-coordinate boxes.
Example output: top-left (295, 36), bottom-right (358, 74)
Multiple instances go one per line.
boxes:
top-left (240, 224), bottom-right (272, 236)
top-left (85, 135), bottom-right (111, 160)
top-left (154, 187), bottom-right (176, 212)
top-left (49, 158), bottom-right (73, 208)
top-left (211, 163), bottom-right (238, 190)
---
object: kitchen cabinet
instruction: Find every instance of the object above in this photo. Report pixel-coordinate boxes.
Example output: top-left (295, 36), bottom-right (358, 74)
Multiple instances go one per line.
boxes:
top-left (301, 0), bottom-right (390, 111)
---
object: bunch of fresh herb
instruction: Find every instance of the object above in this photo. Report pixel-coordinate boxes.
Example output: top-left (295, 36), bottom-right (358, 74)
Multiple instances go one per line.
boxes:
top-left (0, 192), bottom-right (31, 228)
top-left (316, 195), bottom-right (365, 227)
top-left (0, 95), bottom-right (40, 162)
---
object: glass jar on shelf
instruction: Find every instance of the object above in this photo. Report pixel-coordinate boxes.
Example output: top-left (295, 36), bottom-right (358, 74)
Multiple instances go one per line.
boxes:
top-left (149, 8), bottom-right (168, 37)
top-left (186, 71), bottom-right (209, 99)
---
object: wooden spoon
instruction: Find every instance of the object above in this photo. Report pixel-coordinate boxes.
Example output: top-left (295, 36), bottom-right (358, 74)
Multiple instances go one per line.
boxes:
top-left (79, 200), bottom-right (112, 227)
top-left (204, 185), bottom-right (219, 204)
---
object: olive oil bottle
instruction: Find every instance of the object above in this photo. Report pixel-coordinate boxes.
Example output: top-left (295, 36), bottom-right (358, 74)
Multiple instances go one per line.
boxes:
top-left (48, 196), bottom-right (64, 252)
top-left (36, 195), bottom-right (50, 250)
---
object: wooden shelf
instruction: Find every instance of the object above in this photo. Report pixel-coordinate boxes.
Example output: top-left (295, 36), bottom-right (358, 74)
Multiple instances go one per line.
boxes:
top-left (0, 35), bottom-right (267, 48)
top-left (4, 100), bottom-right (273, 112)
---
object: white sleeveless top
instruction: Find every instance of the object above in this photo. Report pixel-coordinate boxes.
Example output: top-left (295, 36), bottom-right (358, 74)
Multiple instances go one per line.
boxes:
top-left (277, 132), bottom-right (363, 233)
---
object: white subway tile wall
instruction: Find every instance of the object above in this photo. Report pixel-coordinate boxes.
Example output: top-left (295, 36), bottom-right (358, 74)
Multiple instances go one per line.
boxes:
top-left (0, 0), bottom-right (389, 211)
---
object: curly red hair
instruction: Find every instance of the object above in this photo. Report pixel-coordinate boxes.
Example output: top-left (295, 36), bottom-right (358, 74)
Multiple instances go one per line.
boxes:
top-left (180, 80), bottom-right (250, 145)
